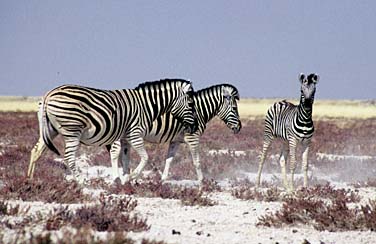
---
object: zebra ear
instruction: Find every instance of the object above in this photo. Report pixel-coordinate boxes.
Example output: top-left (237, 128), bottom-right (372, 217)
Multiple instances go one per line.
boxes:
top-left (222, 86), bottom-right (232, 97)
top-left (312, 74), bottom-right (319, 84)
top-left (299, 73), bottom-right (305, 83)
top-left (182, 82), bottom-right (193, 93)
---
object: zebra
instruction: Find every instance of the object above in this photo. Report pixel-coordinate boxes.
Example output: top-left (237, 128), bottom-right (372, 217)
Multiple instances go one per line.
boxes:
top-left (256, 73), bottom-right (319, 191)
top-left (109, 84), bottom-right (241, 182)
top-left (27, 79), bottom-right (198, 182)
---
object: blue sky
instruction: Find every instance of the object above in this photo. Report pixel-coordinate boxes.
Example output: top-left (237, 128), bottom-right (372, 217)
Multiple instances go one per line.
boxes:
top-left (1, 1), bottom-right (375, 99)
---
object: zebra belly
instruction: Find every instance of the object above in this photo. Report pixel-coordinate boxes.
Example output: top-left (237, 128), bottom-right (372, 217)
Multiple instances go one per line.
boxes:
top-left (144, 130), bottom-right (184, 144)
top-left (144, 114), bottom-right (185, 144)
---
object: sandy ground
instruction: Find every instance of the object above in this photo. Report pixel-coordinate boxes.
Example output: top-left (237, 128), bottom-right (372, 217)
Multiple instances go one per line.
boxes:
top-left (130, 191), bottom-right (376, 244)
top-left (2, 156), bottom-right (376, 244)
top-left (126, 175), bottom-right (376, 244)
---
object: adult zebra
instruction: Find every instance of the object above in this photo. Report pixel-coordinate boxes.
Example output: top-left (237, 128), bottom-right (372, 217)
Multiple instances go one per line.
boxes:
top-left (109, 84), bottom-right (241, 182)
top-left (27, 79), bottom-right (198, 182)
top-left (256, 73), bottom-right (319, 191)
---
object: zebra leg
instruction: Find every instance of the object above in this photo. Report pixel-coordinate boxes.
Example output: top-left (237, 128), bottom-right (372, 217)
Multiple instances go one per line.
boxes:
top-left (279, 143), bottom-right (289, 189)
top-left (301, 142), bottom-right (310, 188)
top-left (109, 140), bottom-right (121, 180)
top-left (128, 139), bottom-right (148, 180)
top-left (121, 143), bottom-right (131, 175)
top-left (63, 135), bottom-right (82, 181)
top-left (28, 129), bottom-right (58, 179)
top-left (256, 138), bottom-right (272, 187)
top-left (288, 138), bottom-right (298, 191)
top-left (161, 142), bottom-right (180, 181)
top-left (28, 137), bottom-right (47, 179)
top-left (188, 141), bottom-right (203, 182)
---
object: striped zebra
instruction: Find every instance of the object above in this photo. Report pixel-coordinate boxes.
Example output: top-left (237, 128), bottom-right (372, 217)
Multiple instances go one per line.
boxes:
top-left (109, 84), bottom-right (241, 182)
top-left (27, 79), bottom-right (198, 182)
top-left (256, 73), bottom-right (319, 191)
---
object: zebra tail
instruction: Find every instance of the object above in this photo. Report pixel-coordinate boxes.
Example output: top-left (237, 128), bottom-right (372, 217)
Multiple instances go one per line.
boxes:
top-left (40, 99), bottom-right (61, 156)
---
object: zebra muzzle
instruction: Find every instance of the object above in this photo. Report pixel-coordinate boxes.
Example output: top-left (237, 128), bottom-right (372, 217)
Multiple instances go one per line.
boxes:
top-left (231, 121), bottom-right (242, 134)
top-left (183, 121), bottom-right (198, 134)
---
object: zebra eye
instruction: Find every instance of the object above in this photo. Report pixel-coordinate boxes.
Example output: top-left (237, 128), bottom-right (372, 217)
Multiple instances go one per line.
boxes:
top-left (224, 95), bottom-right (231, 101)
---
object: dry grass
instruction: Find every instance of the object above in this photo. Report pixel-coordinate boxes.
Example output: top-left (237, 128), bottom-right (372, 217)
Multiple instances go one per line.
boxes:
top-left (0, 96), bottom-right (39, 112)
top-left (1, 96), bottom-right (375, 119)
top-left (239, 98), bottom-right (376, 119)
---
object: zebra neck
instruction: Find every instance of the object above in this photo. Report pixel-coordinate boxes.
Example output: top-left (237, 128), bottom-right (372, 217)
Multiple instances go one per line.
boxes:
top-left (126, 88), bottom-right (168, 123)
top-left (298, 99), bottom-right (313, 121)
top-left (194, 95), bottom-right (221, 126)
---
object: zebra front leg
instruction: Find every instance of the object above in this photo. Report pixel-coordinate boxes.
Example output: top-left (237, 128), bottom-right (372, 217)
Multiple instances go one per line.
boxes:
top-left (28, 137), bottom-right (47, 179)
top-left (121, 144), bottom-right (131, 175)
top-left (128, 139), bottom-right (148, 181)
top-left (256, 139), bottom-right (272, 187)
top-left (288, 139), bottom-right (298, 192)
top-left (109, 141), bottom-right (121, 180)
top-left (301, 142), bottom-right (310, 188)
top-left (188, 141), bottom-right (203, 182)
top-left (279, 144), bottom-right (289, 189)
top-left (161, 142), bottom-right (180, 181)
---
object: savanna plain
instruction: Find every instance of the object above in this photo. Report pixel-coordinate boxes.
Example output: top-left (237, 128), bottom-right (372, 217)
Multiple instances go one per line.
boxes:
top-left (1, 97), bottom-right (376, 244)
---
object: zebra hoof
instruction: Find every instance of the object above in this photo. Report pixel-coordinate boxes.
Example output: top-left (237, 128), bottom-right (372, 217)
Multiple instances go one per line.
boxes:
top-left (120, 174), bottom-right (130, 184)
top-left (161, 173), bottom-right (169, 181)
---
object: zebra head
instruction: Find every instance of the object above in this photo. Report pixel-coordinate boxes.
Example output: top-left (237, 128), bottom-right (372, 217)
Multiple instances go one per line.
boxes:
top-left (217, 85), bottom-right (242, 134)
top-left (169, 80), bottom-right (198, 134)
top-left (299, 73), bottom-right (319, 108)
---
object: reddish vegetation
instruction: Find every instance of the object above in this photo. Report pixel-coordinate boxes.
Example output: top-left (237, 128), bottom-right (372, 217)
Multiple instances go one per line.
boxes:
top-left (46, 195), bottom-right (149, 232)
top-left (106, 176), bottom-right (218, 206)
top-left (258, 196), bottom-right (376, 232)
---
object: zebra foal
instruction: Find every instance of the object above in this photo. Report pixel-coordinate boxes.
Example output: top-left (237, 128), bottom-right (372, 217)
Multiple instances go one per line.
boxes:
top-left (27, 79), bottom-right (197, 182)
top-left (110, 84), bottom-right (241, 182)
top-left (256, 73), bottom-right (319, 191)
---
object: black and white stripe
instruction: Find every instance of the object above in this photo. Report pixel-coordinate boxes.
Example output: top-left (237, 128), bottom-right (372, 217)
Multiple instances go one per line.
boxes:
top-left (27, 79), bottom-right (197, 182)
top-left (256, 73), bottom-right (319, 191)
top-left (110, 84), bottom-right (241, 182)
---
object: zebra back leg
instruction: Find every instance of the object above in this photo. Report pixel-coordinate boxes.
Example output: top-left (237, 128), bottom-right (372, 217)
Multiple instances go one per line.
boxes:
top-left (301, 141), bottom-right (311, 188)
top-left (161, 141), bottom-right (181, 181)
top-left (288, 138), bottom-right (298, 191)
top-left (28, 137), bottom-right (47, 179)
top-left (109, 140), bottom-right (121, 180)
top-left (62, 132), bottom-right (83, 181)
top-left (256, 137), bottom-right (272, 187)
top-left (279, 143), bottom-right (289, 189)
top-left (28, 129), bottom-right (58, 179)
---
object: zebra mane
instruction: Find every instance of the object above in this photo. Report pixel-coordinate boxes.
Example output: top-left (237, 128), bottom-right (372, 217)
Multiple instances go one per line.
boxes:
top-left (196, 84), bottom-right (239, 99)
top-left (135, 78), bottom-right (191, 90)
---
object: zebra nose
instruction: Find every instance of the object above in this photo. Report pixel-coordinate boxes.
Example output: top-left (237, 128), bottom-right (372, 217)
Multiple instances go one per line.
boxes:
top-left (183, 120), bottom-right (198, 134)
top-left (233, 121), bottom-right (242, 134)
top-left (190, 121), bottom-right (198, 134)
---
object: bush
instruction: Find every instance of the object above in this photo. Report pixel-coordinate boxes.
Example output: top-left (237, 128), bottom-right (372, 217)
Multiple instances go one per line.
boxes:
top-left (0, 175), bottom-right (90, 204)
top-left (107, 177), bottom-right (217, 207)
top-left (258, 195), bottom-right (376, 231)
top-left (46, 195), bottom-right (149, 232)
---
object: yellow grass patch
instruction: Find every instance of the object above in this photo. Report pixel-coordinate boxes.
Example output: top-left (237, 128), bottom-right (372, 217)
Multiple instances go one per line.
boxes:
top-left (0, 97), bottom-right (375, 119)
top-left (0, 96), bottom-right (40, 112)
top-left (239, 99), bottom-right (376, 119)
